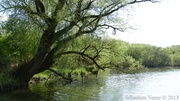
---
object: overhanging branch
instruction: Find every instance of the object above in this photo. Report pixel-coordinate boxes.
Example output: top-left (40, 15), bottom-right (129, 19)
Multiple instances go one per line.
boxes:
top-left (82, 0), bottom-right (157, 20)
top-left (48, 68), bottom-right (72, 82)
top-left (58, 50), bottom-right (105, 70)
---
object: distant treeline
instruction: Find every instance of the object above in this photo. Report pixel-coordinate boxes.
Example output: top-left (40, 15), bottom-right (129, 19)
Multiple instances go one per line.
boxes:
top-left (126, 44), bottom-right (180, 67)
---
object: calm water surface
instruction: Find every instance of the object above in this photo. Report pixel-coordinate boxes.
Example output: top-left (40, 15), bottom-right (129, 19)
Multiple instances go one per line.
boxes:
top-left (1, 68), bottom-right (180, 101)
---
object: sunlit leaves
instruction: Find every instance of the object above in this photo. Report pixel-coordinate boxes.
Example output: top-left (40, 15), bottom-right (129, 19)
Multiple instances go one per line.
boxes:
top-left (0, 16), bottom-right (40, 66)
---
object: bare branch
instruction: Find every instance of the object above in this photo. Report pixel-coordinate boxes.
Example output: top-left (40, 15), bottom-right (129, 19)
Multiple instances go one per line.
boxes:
top-left (81, 0), bottom-right (95, 11)
top-left (48, 68), bottom-right (72, 83)
top-left (57, 50), bottom-right (105, 70)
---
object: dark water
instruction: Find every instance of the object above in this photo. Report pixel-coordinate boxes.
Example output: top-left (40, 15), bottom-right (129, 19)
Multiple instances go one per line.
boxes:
top-left (1, 68), bottom-right (180, 101)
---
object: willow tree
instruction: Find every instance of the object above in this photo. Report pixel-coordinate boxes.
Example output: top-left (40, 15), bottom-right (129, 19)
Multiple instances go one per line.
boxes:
top-left (0, 0), bottom-right (156, 88)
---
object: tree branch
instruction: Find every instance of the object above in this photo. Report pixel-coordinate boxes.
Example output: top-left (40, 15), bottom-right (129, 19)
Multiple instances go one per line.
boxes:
top-left (81, 0), bottom-right (156, 20)
top-left (48, 68), bottom-right (72, 82)
top-left (81, 0), bottom-right (95, 11)
top-left (53, 0), bottom-right (66, 17)
top-left (60, 51), bottom-right (104, 70)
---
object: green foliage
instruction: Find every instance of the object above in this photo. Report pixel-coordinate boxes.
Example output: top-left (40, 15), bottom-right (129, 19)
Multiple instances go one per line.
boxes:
top-left (115, 55), bottom-right (144, 74)
top-left (167, 45), bottom-right (180, 66)
top-left (171, 54), bottom-right (180, 66)
top-left (53, 36), bottom-right (144, 76)
top-left (0, 17), bottom-right (40, 68)
top-left (53, 35), bottom-right (111, 78)
top-left (126, 44), bottom-right (171, 67)
top-left (126, 44), bottom-right (144, 60)
top-left (122, 44), bottom-right (180, 68)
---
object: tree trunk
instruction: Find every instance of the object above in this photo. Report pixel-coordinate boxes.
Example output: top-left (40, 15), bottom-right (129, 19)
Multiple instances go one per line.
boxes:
top-left (11, 27), bottom-right (57, 89)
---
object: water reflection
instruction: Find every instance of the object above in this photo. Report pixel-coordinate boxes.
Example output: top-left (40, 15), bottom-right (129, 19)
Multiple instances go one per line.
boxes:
top-left (29, 73), bottom-right (108, 101)
top-left (0, 68), bottom-right (180, 101)
top-left (99, 68), bottom-right (180, 101)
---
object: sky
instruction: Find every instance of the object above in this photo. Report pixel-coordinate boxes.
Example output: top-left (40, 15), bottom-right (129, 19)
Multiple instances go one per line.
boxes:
top-left (109, 0), bottom-right (180, 47)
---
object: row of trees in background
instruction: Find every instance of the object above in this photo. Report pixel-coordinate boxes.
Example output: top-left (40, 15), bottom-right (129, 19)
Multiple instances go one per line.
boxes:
top-left (126, 44), bottom-right (180, 67)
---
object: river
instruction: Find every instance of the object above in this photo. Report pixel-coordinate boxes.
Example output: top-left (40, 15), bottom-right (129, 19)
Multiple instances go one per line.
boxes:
top-left (0, 67), bottom-right (180, 101)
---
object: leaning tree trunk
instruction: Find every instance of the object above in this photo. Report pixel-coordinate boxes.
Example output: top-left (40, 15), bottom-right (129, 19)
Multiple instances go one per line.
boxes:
top-left (12, 25), bottom-right (57, 88)
top-left (11, 15), bottom-right (75, 88)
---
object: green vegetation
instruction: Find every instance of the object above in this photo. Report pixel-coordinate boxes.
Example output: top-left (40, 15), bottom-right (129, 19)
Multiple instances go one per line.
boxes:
top-left (1, 30), bottom-right (180, 91)
top-left (0, 0), bottom-right (175, 92)
top-left (126, 44), bottom-right (180, 67)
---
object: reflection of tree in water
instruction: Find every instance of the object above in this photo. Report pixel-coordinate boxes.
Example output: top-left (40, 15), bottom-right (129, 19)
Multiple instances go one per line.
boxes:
top-left (28, 71), bottom-right (109, 101)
